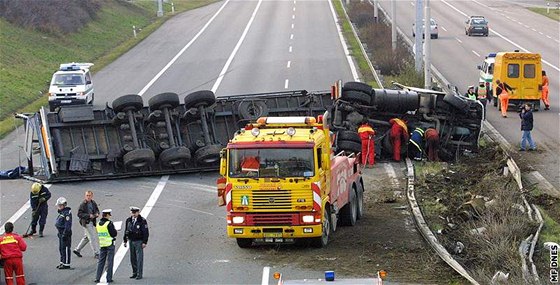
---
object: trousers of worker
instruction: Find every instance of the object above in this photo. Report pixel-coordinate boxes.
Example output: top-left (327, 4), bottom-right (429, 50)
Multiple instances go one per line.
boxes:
top-left (499, 91), bottom-right (509, 117)
top-left (542, 85), bottom-right (549, 108)
top-left (389, 128), bottom-right (406, 161)
top-left (3, 257), bottom-right (25, 285)
top-left (425, 129), bottom-right (440, 161)
top-left (361, 138), bottom-right (374, 166)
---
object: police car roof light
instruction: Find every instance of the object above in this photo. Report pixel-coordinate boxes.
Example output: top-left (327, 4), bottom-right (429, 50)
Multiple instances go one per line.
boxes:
top-left (487, 53), bottom-right (497, 57)
top-left (59, 62), bottom-right (94, 71)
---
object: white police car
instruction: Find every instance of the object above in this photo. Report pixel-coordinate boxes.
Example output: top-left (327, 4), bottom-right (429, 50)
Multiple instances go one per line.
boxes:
top-left (48, 62), bottom-right (94, 111)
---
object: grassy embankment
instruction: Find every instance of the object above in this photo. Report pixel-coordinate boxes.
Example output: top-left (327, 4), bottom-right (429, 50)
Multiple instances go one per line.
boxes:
top-left (528, 7), bottom-right (560, 21)
top-left (0, 0), bottom-right (217, 139)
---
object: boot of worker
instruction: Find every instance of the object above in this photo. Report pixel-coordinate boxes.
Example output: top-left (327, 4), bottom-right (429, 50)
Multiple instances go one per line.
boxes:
top-left (29, 225), bottom-right (37, 235)
top-left (39, 224), bottom-right (45, 237)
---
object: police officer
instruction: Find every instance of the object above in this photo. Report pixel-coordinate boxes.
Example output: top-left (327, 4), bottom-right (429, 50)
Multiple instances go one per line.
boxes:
top-left (123, 206), bottom-right (149, 280)
top-left (55, 197), bottom-right (72, 269)
top-left (29, 183), bottom-right (51, 237)
top-left (95, 209), bottom-right (117, 283)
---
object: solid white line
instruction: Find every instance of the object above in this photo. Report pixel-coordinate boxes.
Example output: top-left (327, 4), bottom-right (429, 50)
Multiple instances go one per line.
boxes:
top-left (289, 46), bottom-right (292, 53)
top-left (261, 266), bottom-right (270, 285)
top-left (472, 50), bottom-right (480, 57)
top-left (456, 38), bottom-right (463, 43)
top-left (99, 176), bottom-right (169, 284)
top-left (441, 26), bottom-right (448, 32)
top-left (327, 0), bottom-right (359, 80)
top-left (0, 183), bottom-right (52, 235)
top-left (441, 0), bottom-right (559, 72)
top-left (290, 34), bottom-right (294, 40)
top-left (137, 0), bottom-right (231, 96)
top-left (211, 0), bottom-right (263, 93)
top-left (287, 61), bottom-right (291, 68)
top-left (284, 79), bottom-right (289, 89)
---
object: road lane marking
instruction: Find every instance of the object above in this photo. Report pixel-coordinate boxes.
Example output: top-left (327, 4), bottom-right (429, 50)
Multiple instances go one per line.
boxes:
top-left (99, 175), bottom-right (169, 284)
top-left (0, 183), bottom-right (52, 235)
top-left (158, 201), bottom-right (216, 216)
top-left (289, 46), bottom-right (292, 53)
top-left (547, 35), bottom-right (552, 39)
top-left (327, 0), bottom-right (359, 80)
top-left (539, 32), bottom-right (543, 35)
top-left (440, 0), bottom-right (560, 72)
top-left (441, 26), bottom-right (447, 32)
top-left (262, 266), bottom-right (270, 285)
top-left (137, 0), bottom-right (232, 96)
top-left (472, 50), bottom-right (480, 57)
top-left (285, 79), bottom-right (289, 89)
top-left (531, 28), bottom-right (536, 32)
top-left (455, 37), bottom-right (463, 43)
top-left (523, 24), bottom-right (530, 28)
top-left (211, 0), bottom-right (263, 93)
top-left (293, 7), bottom-right (296, 12)
top-left (290, 33), bottom-right (294, 40)
top-left (410, 2), bottom-right (414, 6)
top-left (292, 14), bottom-right (295, 20)
top-left (287, 61), bottom-right (291, 68)
top-left (291, 23), bottom-right (294, 29)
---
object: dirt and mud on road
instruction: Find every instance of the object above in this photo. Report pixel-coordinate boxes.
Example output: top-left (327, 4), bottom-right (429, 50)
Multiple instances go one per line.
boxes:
top-left (254, 162), bottom-right (463, 284)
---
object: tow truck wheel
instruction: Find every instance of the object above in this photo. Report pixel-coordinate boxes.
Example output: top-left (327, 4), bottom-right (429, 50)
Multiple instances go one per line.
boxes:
top-left (184, 90), bottom-right (216, 109)
top-left (236, 238), bottom-right (253, 248)
top-left (159, 147), bottom-right (191, 167)
top-left (123, 148), bottom-right (155, 169)
top-left (112, 94), bottom-right (144, 113)
top-left (340, 188), bottom-right (357, 226)
top-left (356, 182), bottom-right (364, 220)
top-left (194, 144), bottom-right (222, 165)
top-left (312, 208), bottom-right (331, 248)
top-left (337, 130), bottom-right (361, 143)
top-left (149, 92), bottom-right (180, 110)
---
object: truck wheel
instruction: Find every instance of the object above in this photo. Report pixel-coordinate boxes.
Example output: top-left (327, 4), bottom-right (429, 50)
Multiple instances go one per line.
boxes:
top-left (337, 130), bottom-right (361, 143)
top-left (236, 238), bottom-right (253, 248)
top-left (340, 188), bottom-right (357, 226)
top-left (123, 148), bottom-right (155, 169)
top-left (49, 104), bottom-right (56, 112)
top-left (343, 82), bottom-right (372, 94)
top-left (90, 93), bottom-right (95, 105)
top-left (238, 101), bottom-right (269, 120)
top-left (532, 100), bottom-right (540, 112)
top-left (195, 144), bottom-right (222, 165)
top-left (312, 208), bottom-right (331, 248)
top-left (341, 90), bottom-right (371, 105)
top-left (112, 94), bottom-right (144, 113)
top-left (356, 182), bottom-right (364, 220)
top-left (159, 147), bottom-right (191, 167)
top-left (184, 90), bottom-right (216, 109)
top-left (337, 140), bottom-right (362, 154)
top-left (149, 92), bottom-right (180, 110)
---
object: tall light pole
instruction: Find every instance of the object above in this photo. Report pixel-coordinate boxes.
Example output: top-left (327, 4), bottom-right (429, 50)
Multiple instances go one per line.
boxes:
top-left (423, 0), bottom-right (432, 89)
top-left (157, 0), bottom-right (163, 17)
top-left (391, 0), bottom-right (397, 51)
top-left (414, 0), bottom-right (424, 72)
top-left (373, 0), bottom-right (379, 22)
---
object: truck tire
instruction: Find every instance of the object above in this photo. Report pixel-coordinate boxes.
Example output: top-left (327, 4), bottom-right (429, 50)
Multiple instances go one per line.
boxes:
top-left (339, 187), bottom-right (357, 226)
top-left (238, 100), bottom-right (269, 120)
top-left (337, 140), bottom-right (362, 154)
top-left (443, 93), bottom-right (469, 112)
top-left (341, 90), bottom-right (371, 105)
top-left (312, 208), bottom-right (331, 248)
top-left (343, 82), bottom-right (372, 94)
top-left (149, 92), bottom-right (180, 110)
top-left (159, 147), bottom-right (191, 167)
top-left (493, 97), bottom-right (498, 107)
top-left (123, 148), bottom-right (155, 169)
top-left (195, 144), bottom-right (222, 165)
top-left (356, 181), bottom-right (364, 220)
top-left (337, 130), bottom-right (361, 143)
top-left (112, 94), bottom-right (144, 113)
top-left (184, 90), bottom-right (216, 109)
top-left (236, 238), bottom-right (253, 248)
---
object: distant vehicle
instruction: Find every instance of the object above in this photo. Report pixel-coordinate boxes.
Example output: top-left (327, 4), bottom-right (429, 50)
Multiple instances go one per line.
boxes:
top-left (413, 18), bottom-right (438, 39)
top-left (477, 53), bottom-right (497, 96)
top-left (465, 16), bottom-right (488, 36)
top-left (48, 62), bottom-right (94, 111)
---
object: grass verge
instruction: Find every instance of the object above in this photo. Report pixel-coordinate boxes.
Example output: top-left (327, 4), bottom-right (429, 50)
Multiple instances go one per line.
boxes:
top-left (332, 0), bottom-right (379, 87)
top-left (0, 0), bottom-right (218, 139)
top-left (528, 7), bottom-right (560, 21)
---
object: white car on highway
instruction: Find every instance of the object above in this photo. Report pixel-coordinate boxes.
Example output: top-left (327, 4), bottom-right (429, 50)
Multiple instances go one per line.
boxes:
top-left (48, 62), bottom-right (94, 111)
top-left (413, 18), bottom-right (438, 39)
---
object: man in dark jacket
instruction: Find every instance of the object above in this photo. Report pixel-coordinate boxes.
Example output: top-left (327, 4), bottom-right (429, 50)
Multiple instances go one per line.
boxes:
top-left (73, 190), bottom-right (100, 258)
top-left (123, 206), bottom-right (149, 280)
top-left (29, 183), bottom-right (51, 237)
top-left (55, 197), bottom-right (72, 270)
top-left (95, 209), bottom-right (117, 283)
top-left (519, 104), bottom-right (537, 151)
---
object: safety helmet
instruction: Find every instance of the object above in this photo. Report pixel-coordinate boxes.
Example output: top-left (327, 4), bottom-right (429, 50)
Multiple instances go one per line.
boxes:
top-left (56, 197), bottom-right (67, 206)
top-left (31, 182), bottom-right (42, 194)
top-left (468, 85), bottom-right (474, 90)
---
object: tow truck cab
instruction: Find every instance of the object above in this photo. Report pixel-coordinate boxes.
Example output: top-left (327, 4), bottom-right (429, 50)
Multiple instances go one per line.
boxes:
top-left (218, 115), bottom-right (363, 248)
top-left (48, 62), bottom-right (94, 111)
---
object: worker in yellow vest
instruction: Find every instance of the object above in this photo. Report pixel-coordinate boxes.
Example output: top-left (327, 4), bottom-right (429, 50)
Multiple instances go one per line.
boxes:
top-left (95, 209), bottom-right (117, 283)
top-left (475, 82), bottom-right (489, 119)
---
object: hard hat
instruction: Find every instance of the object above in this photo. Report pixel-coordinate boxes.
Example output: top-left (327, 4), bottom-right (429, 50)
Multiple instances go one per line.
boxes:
top-left (102, 209), bottom-right (112, 215)
top-left (56, 197), bottom-right (67, 206)
top-left (468, 85), bottom-right (474, 89)
top-left (31, 182), bottom-right (42, 194)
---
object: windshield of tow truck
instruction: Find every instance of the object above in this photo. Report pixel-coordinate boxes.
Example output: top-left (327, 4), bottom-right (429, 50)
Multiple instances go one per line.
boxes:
top-left (229, 148), bottom-right (315, 178)
top-left (52, 73), bottom-right (84, 86)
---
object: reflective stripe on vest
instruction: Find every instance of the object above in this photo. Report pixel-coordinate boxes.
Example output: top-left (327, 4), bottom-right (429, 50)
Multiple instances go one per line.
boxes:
top-left (358, 125), bottom-right (374, 134)
top-left (97, 222), bottom-right (112, 247)
top-left (392, 118), bottom-right (408, 134)
top-left (477, 87), bottom-right (487, 99)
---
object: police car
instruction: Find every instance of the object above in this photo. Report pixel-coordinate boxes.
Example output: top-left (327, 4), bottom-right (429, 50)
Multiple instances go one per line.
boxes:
top-left (48, 62), bottom-right (94, 111)
top-left (477, 53), bottom-right (496, 96)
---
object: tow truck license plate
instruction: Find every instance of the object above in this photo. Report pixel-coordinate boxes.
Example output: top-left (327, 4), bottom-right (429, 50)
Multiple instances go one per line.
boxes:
top-left (264, 233), bottom-right (282, 238)
top-left (61, 100), bottom-right (72, 103)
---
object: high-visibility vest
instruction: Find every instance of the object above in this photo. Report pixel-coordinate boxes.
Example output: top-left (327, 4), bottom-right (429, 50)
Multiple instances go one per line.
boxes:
top-left (467, 92), bottom-right (476, 100)
top-left (97, 221), bottom-right (112, 247)
top-left (477, 86), bottom-right (487, 99)
top-left (409, 128), bottom-right (424, 151)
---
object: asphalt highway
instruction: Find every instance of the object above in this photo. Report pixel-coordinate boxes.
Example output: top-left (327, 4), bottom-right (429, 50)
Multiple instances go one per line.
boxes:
top-left (0, 0), bottom-right (356, 284)
top-left (377, 0), bottom-right (559, 187)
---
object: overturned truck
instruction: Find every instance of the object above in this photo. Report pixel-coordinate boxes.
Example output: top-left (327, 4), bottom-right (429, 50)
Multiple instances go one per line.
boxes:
top-left (17, 81), bottom-right (483, 183)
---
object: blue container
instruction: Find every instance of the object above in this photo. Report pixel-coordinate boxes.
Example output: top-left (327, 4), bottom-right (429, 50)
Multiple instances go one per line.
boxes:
top-left (325, 271), bottom-right (335, 282)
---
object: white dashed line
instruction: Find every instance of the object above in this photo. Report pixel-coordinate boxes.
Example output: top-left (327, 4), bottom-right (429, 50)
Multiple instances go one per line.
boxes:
top-left (539, 32), bottom-right (543, 35)
top-left (472, 50), bottom-right (480, 57)
top-left (456, 38), bottom-right (463, 43)
top-left (289, 46), bottom-right (292, 53)
top-left (290, 34), bottom-right (294, 40)
top-left (524, 24), bottom-right (530, 28)
top-left (547, 35), bottom-right (552, 39)
top-left (293, 7), bottom-right (296, 11)
top-left (292, 14), bottom-right (295, 20)
top-left (284, 79), bottom-right (289, 89)
top-left (411, 2), bottom-right (414, 6)
top-left (291, 23), bottom-right (294, 29)
top-left (531, 28), bottom-right (537, 32)
top-left (287, 61), bottom-right (291, 68)
top-left (441, 26), bottom-right (447, 32)
top-left (294, 0), bottom-right (296, 3)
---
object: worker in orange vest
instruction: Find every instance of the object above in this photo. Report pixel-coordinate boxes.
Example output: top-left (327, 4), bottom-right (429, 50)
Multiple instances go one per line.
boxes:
top-left (358, 121), bottom-right (375, 167)
top-left (495, 79), bottom-right (513, 118)
top-left (389, 118), bottom-right (409, 162)
top-left (0, 222), bottom-right (27, 285)
top-left (542, 70), bottom-right (550, 110)
top-left (424, 128), bottom-right (440, 161)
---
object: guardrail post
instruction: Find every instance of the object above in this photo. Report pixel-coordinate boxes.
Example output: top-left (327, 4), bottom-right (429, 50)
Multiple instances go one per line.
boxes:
top-left (133, 25), bottom-right (137, 38)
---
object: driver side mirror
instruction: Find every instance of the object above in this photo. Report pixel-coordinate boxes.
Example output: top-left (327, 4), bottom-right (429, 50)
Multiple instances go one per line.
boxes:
top-left (477, 65), bottom-right (482, 70)
top-left (86, 80), bottom-right (92, 85)
top-left (219, 149), bottom-right (227, 176)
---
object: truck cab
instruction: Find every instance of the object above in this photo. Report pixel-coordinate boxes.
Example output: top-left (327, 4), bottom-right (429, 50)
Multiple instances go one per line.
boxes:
top-left (218, 114), bottom-right (363, 248)
top-left (48, 62), bottom-right (94, 111)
